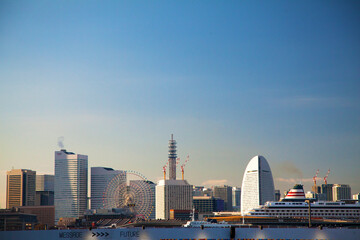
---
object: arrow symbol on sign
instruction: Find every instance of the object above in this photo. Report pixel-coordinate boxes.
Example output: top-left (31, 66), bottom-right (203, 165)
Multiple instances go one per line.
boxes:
top-left (92, 232), bottom-right (95, 237)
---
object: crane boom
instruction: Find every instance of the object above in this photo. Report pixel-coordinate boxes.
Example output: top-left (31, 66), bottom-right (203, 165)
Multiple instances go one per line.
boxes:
top-left (324, 169), bottom-right (330, 184)
top-left (313, 169), bottom-right (319, 187)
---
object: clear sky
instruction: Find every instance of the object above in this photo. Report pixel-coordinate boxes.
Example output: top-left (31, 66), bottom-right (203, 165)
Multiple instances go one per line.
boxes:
top-left (0, 1), bottom-right (359, 208)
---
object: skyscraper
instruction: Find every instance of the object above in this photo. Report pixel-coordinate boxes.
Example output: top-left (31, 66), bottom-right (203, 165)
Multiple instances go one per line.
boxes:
top-left (36, 174), bottom-right (55, 206)
top-left (232, 187), bottom-right (241, 211)
top-left (332, 184), bottom-right (351, 201)
top-left (91, 167), bottom-right (125, 210)
top-left (156, 135), bottom-right (193, 219)
top-left (213, 185), bottom-right (233, 211)
top-left (321, 184), bottom-right (334, 201)
top-left (6, 169), bottom-right (36, 209)
top-left (36, 174), bottom-right (54, 191)
top-left (241, 155), bottom-right (275, 215)
top-left (54, 149), bottom-right (88, 223)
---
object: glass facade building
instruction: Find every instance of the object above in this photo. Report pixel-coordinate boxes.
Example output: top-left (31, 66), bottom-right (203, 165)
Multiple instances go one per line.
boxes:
top-left (54, 149), bottom-right (88, 223)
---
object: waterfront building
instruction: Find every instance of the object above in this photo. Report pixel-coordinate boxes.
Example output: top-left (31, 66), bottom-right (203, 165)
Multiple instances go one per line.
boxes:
top-left (91, 167), bottom-right (126, 210)
top-left (155, 135), bottom-right (193, 219)
top-left (332, 184), bottom-right (351, 201)
top-left (213, 185), bottom-right (233, 211)
top-left (54, 149), bottom-right (88, 223)
top-left (6, 169), bottom-right (36, 209)
top-left (241, 155), bottom-right (275, 215)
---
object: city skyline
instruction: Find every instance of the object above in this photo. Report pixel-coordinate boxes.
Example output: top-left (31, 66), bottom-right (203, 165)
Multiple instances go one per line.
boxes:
top-left (1, 1), bottom-right (359, 208)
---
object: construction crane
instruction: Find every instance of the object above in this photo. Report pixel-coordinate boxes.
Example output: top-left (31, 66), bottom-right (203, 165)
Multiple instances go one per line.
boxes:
top-left (180, 155), bottom-right (190, 180)
top-left (163, 161), bottom-right (169, 180)
top-left (313, 169), bottom-right (319, 188)
top-left (324, 169), bottom-right (330, 184)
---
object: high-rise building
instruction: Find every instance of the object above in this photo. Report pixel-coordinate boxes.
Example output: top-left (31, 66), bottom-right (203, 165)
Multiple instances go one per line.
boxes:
top-left (36, 175), bottom-right (54, 191)
top-left (156, 135), bottom-right (193, 219)
top-left (274, 190), bottom-right (281, 201)
top-left (232, 187), bottom-right (241, 211)
top-left (6, 169), bottom-right (36, 209)
top-left (36, 174), bottom-right (54, 206)
top-left (241, 155), bottom-right (275, 215)
top-left (54, 149), bottom-right (88, 223)
top-left (91, 167), bottom-right (125, 210)
top-left (332, 184), bottom-right (351, 201)
top-left (213, 185), bottom-right (233, 211)
top-left (321, 184), bottom-right (334, 201)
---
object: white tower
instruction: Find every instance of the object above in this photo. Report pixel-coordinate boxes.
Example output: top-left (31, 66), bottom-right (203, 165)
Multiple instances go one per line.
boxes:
top-left (54, 149), bottom-right (88, 223)
top-left (241, 155), bottom-right (275, 215)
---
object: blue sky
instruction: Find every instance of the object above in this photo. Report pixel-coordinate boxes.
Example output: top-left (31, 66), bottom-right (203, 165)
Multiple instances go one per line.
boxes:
top-left (0, 1), bottom-right (359, 207)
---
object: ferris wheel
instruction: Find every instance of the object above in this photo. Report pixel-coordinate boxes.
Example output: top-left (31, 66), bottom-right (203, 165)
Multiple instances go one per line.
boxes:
top-left (102, 170), bottom-right (155, 219)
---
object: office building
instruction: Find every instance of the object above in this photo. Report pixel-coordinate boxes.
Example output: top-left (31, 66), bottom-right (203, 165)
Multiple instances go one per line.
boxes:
top-left (321, 184), bottom-right (334, 201)
top-left (6, 169), bottom-right (36, 209)
top-left (36, 175), bottom-right (54, 191)
top-left (156, 135), bottom-right (193, 219)
top-left (17, 206), bottom-right (55, 228)
top-left (274, 190), bottom-right (281, 201)
top-left (241, 155), bottom-right (275, 215)
top-left (232, 187), bottom-right (241, 211)
top-left (35, 191), bottom-right (54, 206)
top-left (35, 174), bottom-right (54, 206)
top-left (213, 185), bottom-right (232, 211)
top-left (91, 167), bottom-right (125, 210)
top-left (54, 149), bottom-right (88, 223)
top-left (332, 184), bottom-right (351, 201)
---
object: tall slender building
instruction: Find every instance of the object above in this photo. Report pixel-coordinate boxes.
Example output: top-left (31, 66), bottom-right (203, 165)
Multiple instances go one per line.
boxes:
top-left (156, 135), bottom-right (193, 219)
top-left (241, 155), bottom-right (275, 215)
top-left (54, 149), bottom-right (88, 223)
top-left (6, 169), bottom-right (36, 209)
top-left (91, 167), bottom-right (125, 210)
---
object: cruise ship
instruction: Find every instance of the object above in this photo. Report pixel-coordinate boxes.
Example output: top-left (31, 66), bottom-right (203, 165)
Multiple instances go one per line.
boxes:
top-left (248, 184), bottom-right (360, 219)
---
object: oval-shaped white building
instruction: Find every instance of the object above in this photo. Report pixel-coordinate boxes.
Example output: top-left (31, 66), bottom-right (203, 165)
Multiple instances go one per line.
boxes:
top-left (241, 155), bottom-right (275, 215)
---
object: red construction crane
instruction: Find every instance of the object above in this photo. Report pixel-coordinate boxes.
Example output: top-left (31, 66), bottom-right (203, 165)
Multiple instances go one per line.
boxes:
top-left (324, 169), bottom-right (330, 184)
top-left (181, 155), bottom-right (190, 180)
top-left (313, 169), bottom-right (319, 187)
top-left (163, 161), bottom-right (169, 180)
